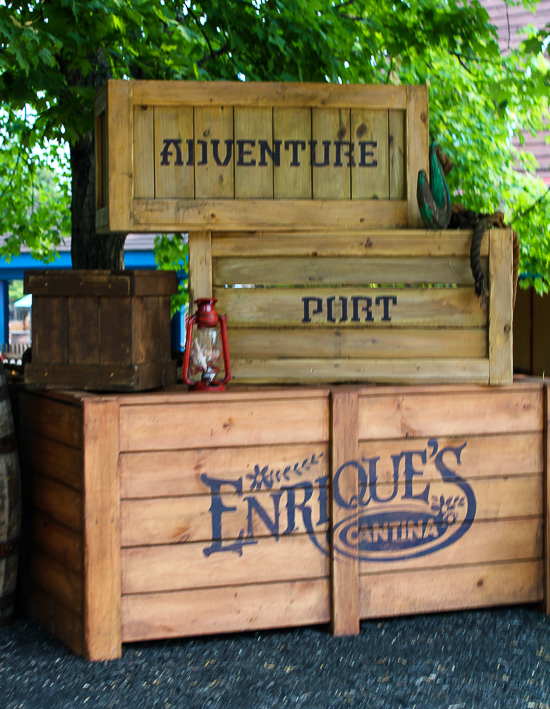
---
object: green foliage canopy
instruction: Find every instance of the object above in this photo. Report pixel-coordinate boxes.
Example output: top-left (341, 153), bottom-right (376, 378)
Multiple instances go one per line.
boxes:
top-left (0, 0), bottom-right (549, 291)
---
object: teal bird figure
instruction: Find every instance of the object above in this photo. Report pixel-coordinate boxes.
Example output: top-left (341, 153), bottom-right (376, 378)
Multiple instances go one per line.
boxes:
top-left (417, 143), bottom-right (452, 230)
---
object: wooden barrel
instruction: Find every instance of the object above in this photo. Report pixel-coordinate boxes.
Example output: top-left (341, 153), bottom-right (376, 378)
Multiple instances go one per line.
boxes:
top-left (0, 362), bottom-right (20, 624)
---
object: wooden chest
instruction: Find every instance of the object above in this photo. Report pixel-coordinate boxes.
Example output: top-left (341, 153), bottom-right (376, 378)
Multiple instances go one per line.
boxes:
top-left (24, 270), bottom-right (178, 392)
top-left (18, 379), bottom-right (549, 660)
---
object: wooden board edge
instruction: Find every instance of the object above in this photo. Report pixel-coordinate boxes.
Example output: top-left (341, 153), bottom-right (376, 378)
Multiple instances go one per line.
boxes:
top-left (544, 382), bottom-right (550, 613)
top-left (330, 388), bottom-right (360, 636)
top-left (82, 398), bottom-right (122, 660)
top-left (406, 85), bottom-right (429, 228)
top-left (489, 228), bottom-right (513, 384)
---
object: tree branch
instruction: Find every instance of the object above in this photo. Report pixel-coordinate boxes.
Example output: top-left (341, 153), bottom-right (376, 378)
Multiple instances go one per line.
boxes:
top-left (511, 186), bottom-right (550, 223)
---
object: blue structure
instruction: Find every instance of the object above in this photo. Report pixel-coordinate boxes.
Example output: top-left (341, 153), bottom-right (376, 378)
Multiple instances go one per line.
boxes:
top-left (0, 236), bottom-right (186, 351)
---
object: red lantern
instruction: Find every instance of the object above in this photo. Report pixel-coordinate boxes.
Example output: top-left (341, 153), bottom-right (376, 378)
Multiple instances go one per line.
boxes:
top-left (183, 298), bottom-right (231, 391)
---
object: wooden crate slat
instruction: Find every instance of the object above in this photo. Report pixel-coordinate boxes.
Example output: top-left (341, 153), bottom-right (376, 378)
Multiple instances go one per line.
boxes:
top-left (358, 432), bottom-right (543, 481)
top-left (130, 81), bottom-right (409, 108)
top-left (32, 511), bottom-right (84, 574)
top-left (132, 197), bottom-right (408, 231)
top-left (227, 328), bottom-right (488, 360)
top-left (154, 106), bottom-right (194, 199)
top-left (20, 430), bottom-right (83, 490)
top-left (215, 287), bottom-right (486, 328)
top-left (121, 488), bottom-right (329, 548)
top-left (351, 109), bottom-right (389, 200)
top-left (312, 108), bottom-right (351, 200)
top-left (230, 358), bottom-right (489, 385)
top-left (358, 387), bottom-right (543, 439)
top-left (119, 397), bottom-right (330, 452)
top-left (406, 85), bottom-right (429, 228)
top-left (188, 230), bottom-right (213, 306)
top-left (121, 579), bottom-right (331, 642)
top-left (389, 110), bottom-right (406, 200)
top-left (211, 230), bottom-right (488, 258)
top-left (32, 296), bottom-right (68, 364)
top-left (213, 256), bottom-right (483, 287)
top-left (330, 389), bottom-right (360, 635)
top-left (358, 517), bottom-right (542, 574)
top-left (489, 228), bottom-right (513, 384)
top-left (544, 383), bottom-right (550, 613)
top-left (359, 561), bottom-right (543, 618)
top-left (82, 399), bottom-right (121, 661)
top-left (133, 105), bottom-right (154, 198)
top-left (274, 107), bottom-right (312, 199)
top-left (120, 442), bottom-right (330, 499)
top-left (31, 473), bottom-right (83, 532)
top-left (121, 534), bottom-right (330, 594)
top-left (31, 549), bottom-right (84, 615)
top-left (194, 106), bottom-right (235, 199)
top-left (30, 585), bottom-right (85, 657)
top-left (234, 107), bottom-right (273, 199)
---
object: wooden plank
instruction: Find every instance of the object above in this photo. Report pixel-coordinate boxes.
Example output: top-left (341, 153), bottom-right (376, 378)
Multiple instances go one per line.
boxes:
top-left (489, 228), bottom-right (513, 384)
top-left (359, 433), bottom-right (543, 481)
top-left (119, 396), bottom-right (330, 452)
top-left (82, 399), bottom-right (121, 661)
top-left (213, 256), bottom-right (481, 287)
top-left (188, 230), bottom-right (212, 307)
top-left (358, 518), bottom-right (542, 574)
top-left (230, 358), bottom-right (489, 385)
top-left (194, 106), bottom-right (235, 199)
top-left (131, 296), bottom-right (161, 364)
top-left (25, 270), bottom-right (132, 297)
top-left (130, 270), bottom-right (179, 297)
top-left (20, 430), bottom-right (83, 490)
top-left (121, 487), bottom-right (329, 547)
top-left (99, 297), bottom-right (132, 365)
top-left (117, 387), bottom-right (331, 406)
top-left (221, 286), bottom-right (485, 328)
top-left (274, 108), bottom-right (312, 199)
top-left (132, 80), bottom-right (409, 109)
top-left (544, 383), bottom-right (550, 613)
top-left (357, 387), bottom-right (543, 439)
top-left (359, 561), bottom-right (543, 618)
top-left (406, 85), bottom-right (429, 228)
top-left (32, 296), bottom-right (68, 364)
top-left (211, 230), bottom-right (488, 258)
top-left (106, 80), bottom-right (133, 232)
top-left (120, 442), bottom-right (329, 498)
top-left (154, 106), bottom-right (194, 199)
top-left (131, 197), bottom-right (408, 232)
top-left (68, 297), bottom-right (100, 365)
top-left (24, 362), bottom-right (176, 392)
top-left (133, 105), bottom-right (155, 198)
top-left (31, 473), bottom-right (83, 532)
top-left (121, 579), bottom-right (331, 642)
top-left (330, 389), bottom-right (359, 636)
top-left (356, 476), bottom-right (542, 522)
top-left (32, 511), bottom-right (83, 574)
top-left (227, 328), bottom-right (487, 360)
top-left (32, 550), bottom-right (83, 615)
top-left (94, 109), bottom-right (107, 212)
top-left (312, 109), bottom-right (350, 199)
top-left (30, 585), bottom-right (85, 657)
top-left (389, 110), bottom-right (406, 200)
top-left (234, 107), bottom-right (273, 199)
top-left (215, 286), bottom-right (486, 328)
top-left (351, 109), bottom-right (389, 200)
top-left (121, 534), bottom-right (329, 594)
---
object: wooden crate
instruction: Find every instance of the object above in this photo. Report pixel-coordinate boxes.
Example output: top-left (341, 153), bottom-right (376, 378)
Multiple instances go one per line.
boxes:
top-left (95, 80), bottom-right (428, 233)
top-left (189, 227), bottom-right (514, 385)
top-left (24, 270), bottom-right (178, 392)
top-left (17, 379), bottom-right (549, 660)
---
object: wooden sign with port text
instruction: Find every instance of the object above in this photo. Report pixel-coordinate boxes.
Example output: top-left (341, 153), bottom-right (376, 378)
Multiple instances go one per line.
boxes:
top-left (94, 80), bottom-right (429, 233)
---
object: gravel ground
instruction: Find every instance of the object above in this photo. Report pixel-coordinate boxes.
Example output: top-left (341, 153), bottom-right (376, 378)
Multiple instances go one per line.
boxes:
top-left (1, 605), bottom-right (550, 709)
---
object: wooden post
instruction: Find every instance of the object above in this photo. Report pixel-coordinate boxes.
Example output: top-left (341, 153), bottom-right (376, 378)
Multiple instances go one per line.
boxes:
top-left (330, 388), bottom-right (360, 636)
top-left (489, 228), bottom-right (513, 384)
top-left (82, 398), bottom-right (121, 660)
top-left (188, 230), bottom-right (213, 309)
top-left (105, 80), bottom-right (133, 233)
top-left (406, 85), bottom-right (429, 228)
top-left (544, 383), bottom-right (550, 613)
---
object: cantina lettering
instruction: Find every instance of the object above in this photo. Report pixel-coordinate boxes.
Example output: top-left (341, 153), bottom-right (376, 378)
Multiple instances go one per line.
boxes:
top-left (160, 138), bottom-right (379, 168)
top-left (200, 438), bottom-right (476, 562)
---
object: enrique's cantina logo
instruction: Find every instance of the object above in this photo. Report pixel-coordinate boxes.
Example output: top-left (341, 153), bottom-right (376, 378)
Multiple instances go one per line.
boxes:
top-left (200, 439), bottom-right (476, 562)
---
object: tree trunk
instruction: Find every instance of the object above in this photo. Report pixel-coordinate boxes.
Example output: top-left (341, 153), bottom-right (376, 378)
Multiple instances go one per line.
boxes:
top-left (70, 131), bottom-right (126, 270)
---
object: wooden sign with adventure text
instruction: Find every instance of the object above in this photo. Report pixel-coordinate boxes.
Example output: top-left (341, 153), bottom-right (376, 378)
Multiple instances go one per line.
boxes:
top-left (94, 81), bottom-right (428, 232)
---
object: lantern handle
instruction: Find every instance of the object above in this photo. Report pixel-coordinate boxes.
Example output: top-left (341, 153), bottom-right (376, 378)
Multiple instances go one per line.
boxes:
top-left (182, 311), bottom-right (198, 386)
top-left (219, 314), bottom-right (231, 385)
